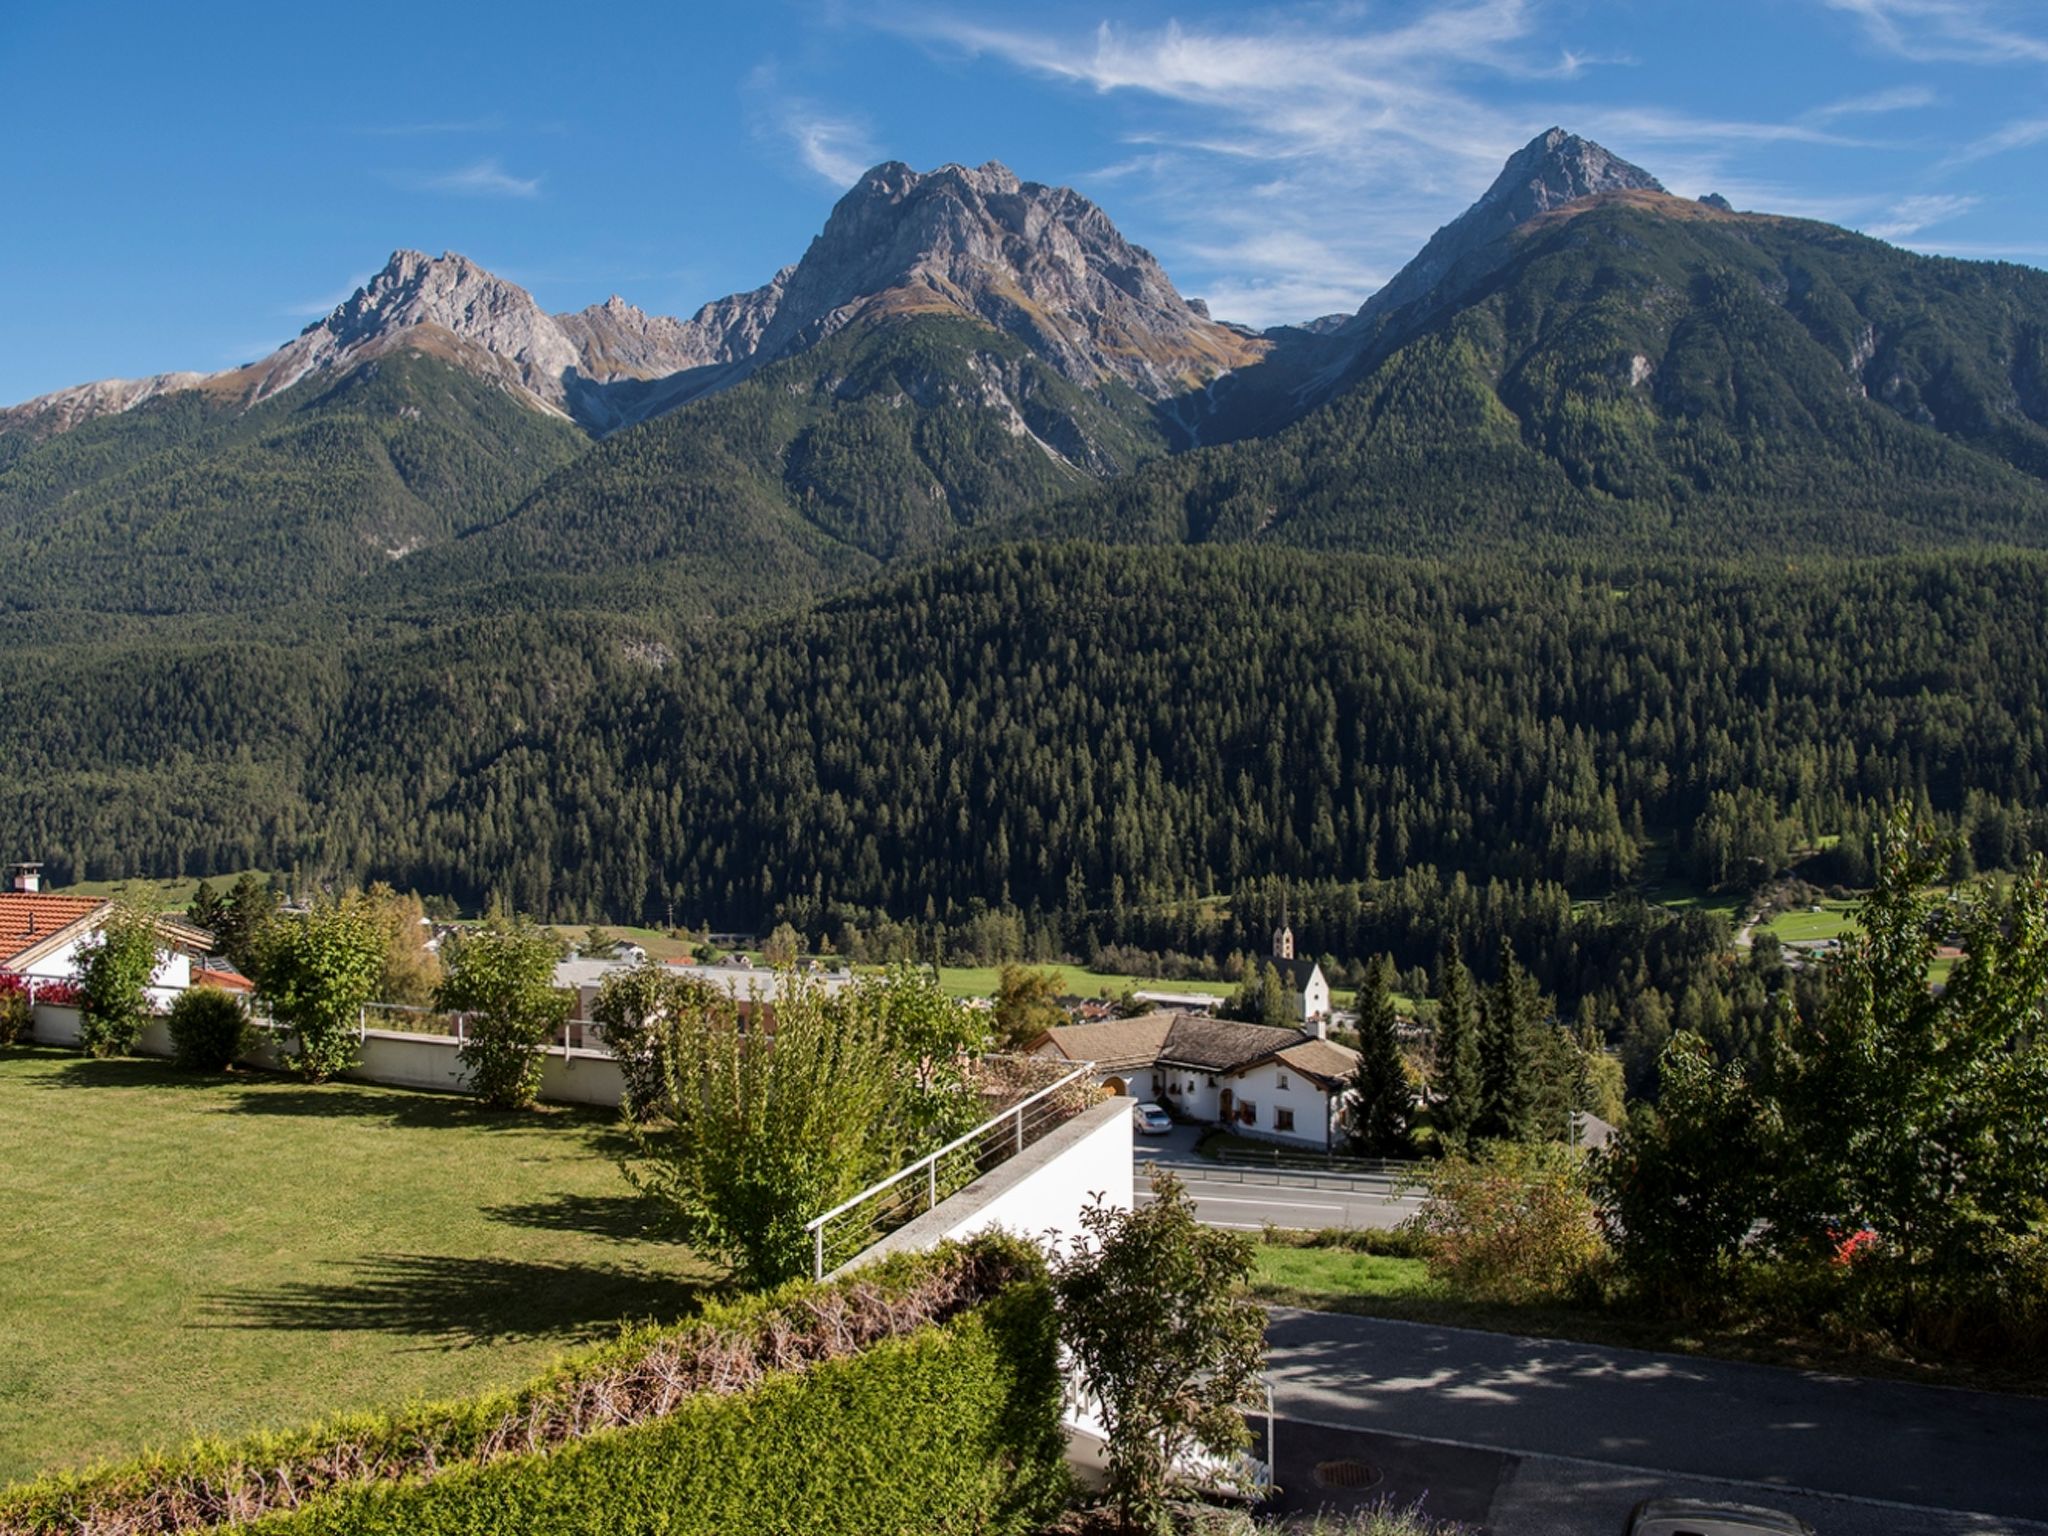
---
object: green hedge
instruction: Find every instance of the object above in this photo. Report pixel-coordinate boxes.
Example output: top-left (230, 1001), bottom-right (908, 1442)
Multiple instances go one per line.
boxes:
top-left (0, 1239), bottom-right (1067, 1536)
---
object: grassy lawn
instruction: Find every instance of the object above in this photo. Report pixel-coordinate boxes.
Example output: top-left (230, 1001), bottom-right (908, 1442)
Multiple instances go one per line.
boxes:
top-left (1754, 898), bottom-right (1861, 945)
top-left (925, 963), bottom-right (1239, 1003)
top-left (51, 871), bottom-right (276, 912)
top-left (0, 1048), bottom-right (713, 1485)
top-left (1255, 1243), bottom-right (1435, 1303)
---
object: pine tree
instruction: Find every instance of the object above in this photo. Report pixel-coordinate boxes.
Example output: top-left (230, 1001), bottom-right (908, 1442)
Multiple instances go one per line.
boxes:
top-left (1430, 936), bottom-right (1482, 1149)
top-left (1347, 953), bottom-right (1413, 1157)
top-left (1477, 938), bottom-right (1542, 1143)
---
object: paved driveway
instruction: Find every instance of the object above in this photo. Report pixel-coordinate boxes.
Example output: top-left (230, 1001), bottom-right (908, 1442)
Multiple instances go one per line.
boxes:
top-left (1263, 1307), bottom-right (2048, 1534)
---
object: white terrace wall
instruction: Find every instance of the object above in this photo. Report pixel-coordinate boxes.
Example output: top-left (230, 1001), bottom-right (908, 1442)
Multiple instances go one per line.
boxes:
top-left (846, 1096), bottom-right (1134, 1271)
top-left (27, 1001), bottom-right (627, 1110)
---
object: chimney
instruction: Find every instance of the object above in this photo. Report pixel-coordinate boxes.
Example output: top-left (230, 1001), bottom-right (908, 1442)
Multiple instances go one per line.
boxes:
top-left (10, 862), bottom-right (42, 894)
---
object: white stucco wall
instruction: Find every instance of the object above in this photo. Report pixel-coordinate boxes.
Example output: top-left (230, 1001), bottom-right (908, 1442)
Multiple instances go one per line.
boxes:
top-left (1221, 1059), bottom-right (1342, 1148)
top-left (848, 1095), bottom-right (1134, 1274)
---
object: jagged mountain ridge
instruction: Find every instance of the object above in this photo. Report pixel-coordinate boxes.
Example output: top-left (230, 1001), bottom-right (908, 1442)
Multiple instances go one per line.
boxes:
top-left (2, 160), bottom-right (1259, 444)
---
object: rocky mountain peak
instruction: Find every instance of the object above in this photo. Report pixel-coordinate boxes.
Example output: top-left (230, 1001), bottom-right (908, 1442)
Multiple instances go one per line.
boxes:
top-left (1484, 128), bottom-right (1665, 222)
top-left (1344, 128), bottom-right (1664, 338)
top-left (749, 158), bottom-right (1262, 397)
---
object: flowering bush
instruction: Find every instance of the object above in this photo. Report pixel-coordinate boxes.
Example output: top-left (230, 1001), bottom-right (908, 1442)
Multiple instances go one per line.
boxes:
top-left (0, 973), bottom-right (28, 1045)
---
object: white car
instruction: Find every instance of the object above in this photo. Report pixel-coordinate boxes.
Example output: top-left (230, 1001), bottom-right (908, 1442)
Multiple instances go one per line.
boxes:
top-left (1132, 1102), bottom-right (1173, 1135)
top-left (1627, 1500), bottom-right (1815, 1536)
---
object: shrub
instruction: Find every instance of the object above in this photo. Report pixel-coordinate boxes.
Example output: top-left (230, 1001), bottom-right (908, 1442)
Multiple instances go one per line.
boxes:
top-left (436, 917), bottom-right (569, 1110)
top-left (255, 897), bottom-right (384, 1081)
top-left (589, 962), bottom-right (682, 1118)
top-left (0, 975), bottom-right (29, 1046)
top-left (74, 906), bottom-right (163, 1058)
top-left (166, 986), bottom-right (251, 1072)
top-left (0, 1238), bottom-right (1066, 1536)
top-left (1053, 1173), bottom-right (1267, 1535)
top-left (1405, 1141), bottom-right (1607, 1305)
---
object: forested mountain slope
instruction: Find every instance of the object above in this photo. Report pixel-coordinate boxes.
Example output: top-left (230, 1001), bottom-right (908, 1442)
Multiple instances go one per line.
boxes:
top-left (0, 349), bottom-right (586, 612)
top-left (1025, 194), bottom-right (2048, 556)
top-left (10, 544), bottom-right (2048, 932)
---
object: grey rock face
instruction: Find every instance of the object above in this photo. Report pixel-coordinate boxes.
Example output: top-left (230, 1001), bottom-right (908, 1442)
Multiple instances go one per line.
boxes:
top-left (1347, 128), bottom-right (1665, 334)
top-left (745, 160), bottom-right (1261, 399)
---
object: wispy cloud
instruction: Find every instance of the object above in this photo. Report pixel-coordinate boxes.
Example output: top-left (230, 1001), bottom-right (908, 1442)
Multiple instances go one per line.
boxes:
top-left (884, 6), bottom-right (1909, 328)
top-left (1944, 115), bottom-right (2048, 164)
top-left (282, 273), bottom-right (372, 319)
top-left (1864, 191), bottom-right (1980, 237)
top-left (1804, 83), bottom-right (1938, 120)
top-left (409, 159), bottom-right (542, 198)
top-left (1821, 0), bottom-right (2048, 65)
top-left (745, 62), bottom-right (881, 189)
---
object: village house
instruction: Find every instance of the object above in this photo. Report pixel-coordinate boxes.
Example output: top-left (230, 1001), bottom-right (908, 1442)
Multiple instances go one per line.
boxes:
top-left (1029, 1009), bottom-right (1361, 1150)
top-left (1, 863), bottom-right (216, 1007)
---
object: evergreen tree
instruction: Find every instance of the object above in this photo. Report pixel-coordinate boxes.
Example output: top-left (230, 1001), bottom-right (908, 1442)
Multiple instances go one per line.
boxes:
top-left (1347, 953), bottom-right (1413, 1157)
top-left (1430, 937), bottom-right (1482, 1149)
top-left (1477, 938), bottom-right (1543, 1143)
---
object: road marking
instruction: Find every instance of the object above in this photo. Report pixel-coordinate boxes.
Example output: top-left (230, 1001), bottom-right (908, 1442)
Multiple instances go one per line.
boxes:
top-left (1154, 1194), bottom-right (1347, 1213)
top-left (1267, 1411), bottom-right (2048, 1531)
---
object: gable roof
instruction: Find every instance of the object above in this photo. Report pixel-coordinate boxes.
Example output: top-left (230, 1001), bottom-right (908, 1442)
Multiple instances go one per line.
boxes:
top-left (0, 894), bottom-right (105, 968)
top-left (1033, 1011), bottom-right (1176, 1071)
top-left (1272, 1037), bottom-right (1362, 1087)
top-left (1270, 956), bottom-right (1325, 992)
top-left (1157, 1015), bottom-right (1310, 1072)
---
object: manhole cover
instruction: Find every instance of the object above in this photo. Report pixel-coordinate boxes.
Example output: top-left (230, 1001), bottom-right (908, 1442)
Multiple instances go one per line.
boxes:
top-left (1313, 1458), bottom-right (1383, 1491)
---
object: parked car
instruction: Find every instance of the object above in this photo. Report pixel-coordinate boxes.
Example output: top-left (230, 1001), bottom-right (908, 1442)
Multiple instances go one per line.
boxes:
top-left (1132, 1102), bottom-right (1173, 1136)
top-left (1626, 1499), bottom-right (1814, 1536)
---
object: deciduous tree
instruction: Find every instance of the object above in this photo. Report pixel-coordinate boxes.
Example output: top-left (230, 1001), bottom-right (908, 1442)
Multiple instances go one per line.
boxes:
top-left (437, 917), bottom-right (570, 1110)
top-left (1051, 1172), bottom-right (1267, 1533)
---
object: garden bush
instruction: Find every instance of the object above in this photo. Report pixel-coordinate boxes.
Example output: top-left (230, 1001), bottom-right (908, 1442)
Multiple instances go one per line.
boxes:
top-left (1405, 1141), bottom-right (1608, 1305)
top-left (165, 987), bottom-right (251, 1072)
top-left (0, 976), bottom-right (29, 1046)
top-left (0, 1237), bottom-right (1066, 1536)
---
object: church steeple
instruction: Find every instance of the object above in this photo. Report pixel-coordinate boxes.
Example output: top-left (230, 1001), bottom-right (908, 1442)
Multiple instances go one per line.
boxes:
top-left (1273, 888), bottom-right (1294, 961)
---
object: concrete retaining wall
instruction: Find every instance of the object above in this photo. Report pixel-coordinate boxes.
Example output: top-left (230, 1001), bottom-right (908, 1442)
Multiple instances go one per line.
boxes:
top-left (26, 1002), bottom-right (629, 1111)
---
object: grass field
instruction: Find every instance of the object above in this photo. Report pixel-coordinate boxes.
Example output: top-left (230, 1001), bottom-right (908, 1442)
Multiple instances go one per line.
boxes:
top-left (0, 1049), bottom-right (712, 1484)
top-left (926, 963), bottom-right (1237, 1003)
top-left (1754, 898), bottom-right (1862, 945)
top-left (1254, 1243), bottom-right (1435, 1303)
top-left (50, 872), bottom-right (276, 912)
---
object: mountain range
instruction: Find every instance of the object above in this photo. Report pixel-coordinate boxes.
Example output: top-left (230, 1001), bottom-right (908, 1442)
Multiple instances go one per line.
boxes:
top-left (9, 127), bottom-right (2048, 924)
top-left (6, 128), bottom-right (2048, 617)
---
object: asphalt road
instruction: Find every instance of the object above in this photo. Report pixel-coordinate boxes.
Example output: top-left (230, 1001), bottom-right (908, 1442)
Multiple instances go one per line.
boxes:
top-left (1133, 1137), bottom-right (1423, 1230)
top-left (1263, 1306), bottom-right (2048, 1535)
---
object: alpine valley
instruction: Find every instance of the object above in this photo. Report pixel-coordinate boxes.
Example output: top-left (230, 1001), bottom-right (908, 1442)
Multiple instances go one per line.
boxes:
top-left (9, 129), bottom-right (2048, 949)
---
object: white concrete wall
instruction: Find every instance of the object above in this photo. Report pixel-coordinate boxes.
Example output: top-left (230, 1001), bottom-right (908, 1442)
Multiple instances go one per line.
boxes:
top-left (849, 1095), bottom-right (1133, 1274)
top-left (29, 1003), bottom-right (81, 1046)
top-left (19, 937), bottom-right (195, 1010)
top-left (27, 999), bottom-right (631, 1112)
top-left (1222, 1059), bottom-right (1341, 1148)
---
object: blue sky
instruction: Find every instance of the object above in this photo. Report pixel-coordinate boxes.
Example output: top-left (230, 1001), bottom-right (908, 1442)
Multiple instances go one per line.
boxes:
top-left (4, 0), bottom-right (2047, 403)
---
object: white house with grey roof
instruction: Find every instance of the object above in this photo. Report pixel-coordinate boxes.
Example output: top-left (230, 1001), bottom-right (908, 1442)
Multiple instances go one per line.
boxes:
top-left (1030, 1009), bottom-right (1361, 1151)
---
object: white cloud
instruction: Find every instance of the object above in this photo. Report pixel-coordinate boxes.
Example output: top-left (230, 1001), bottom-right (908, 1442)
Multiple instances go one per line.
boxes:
top-left (1821, 0), bottom-right (2048, 65)
top-left (745, 61), bottom-right (882, 189)
top-left (282, 274), bottom-right (373, 320)
top-left (784, 105), bottom-right (879, 186)
top-left (414, 159), bottom-right (541, 198)
top-left (1804, 83), bottom-right (1938, 120)
top-left (880, 6), bottom-right (1918, 328)
top-left (1863, 191), bottom-right (1980, 237)
top-left (1944, 115), bottom-right (2048, 164)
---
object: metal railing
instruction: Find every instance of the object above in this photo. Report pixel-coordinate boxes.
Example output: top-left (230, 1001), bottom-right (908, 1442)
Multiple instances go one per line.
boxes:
top-left (358, 1001), bottom-right (613, 1056)
top-left (804, 1060), bottom-right (1098, 1280)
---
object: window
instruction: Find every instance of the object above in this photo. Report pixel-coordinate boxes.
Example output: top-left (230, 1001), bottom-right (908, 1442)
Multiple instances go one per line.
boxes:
top-left (1276, 1073), bottom-right (1290, 1090)
top-left (1275, 1108), bottom-right (1296, 1132)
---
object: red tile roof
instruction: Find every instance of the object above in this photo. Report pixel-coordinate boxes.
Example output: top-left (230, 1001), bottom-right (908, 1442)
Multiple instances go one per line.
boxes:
top-left (193, 965), bottom-right (256, 994)
top-left (0, 894), bottom-right (104, 965)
